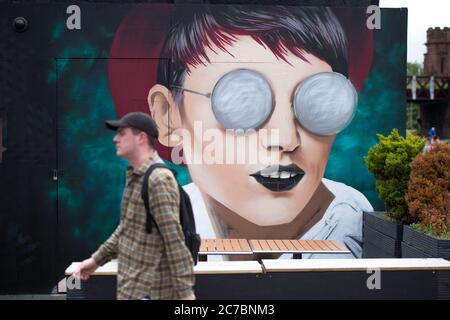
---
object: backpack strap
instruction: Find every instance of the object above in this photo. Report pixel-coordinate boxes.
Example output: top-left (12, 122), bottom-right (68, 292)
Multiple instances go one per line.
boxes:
top-left (141, 163), bottom-right (175, 233)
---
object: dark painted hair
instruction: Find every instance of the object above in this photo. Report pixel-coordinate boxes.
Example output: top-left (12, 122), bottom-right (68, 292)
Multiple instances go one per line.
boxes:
top-left (156, 5), bottom-right (348, 104)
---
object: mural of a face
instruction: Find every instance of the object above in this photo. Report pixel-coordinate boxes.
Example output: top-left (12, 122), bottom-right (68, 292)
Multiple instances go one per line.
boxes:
top-left (150, 36), bottom-right (336, 226)
top-left (0, 3), bottom-right (406, 292)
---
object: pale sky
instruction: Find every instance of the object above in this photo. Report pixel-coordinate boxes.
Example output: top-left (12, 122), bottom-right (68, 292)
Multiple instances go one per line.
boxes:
top-left (379, 0), bottom-right (450, 63)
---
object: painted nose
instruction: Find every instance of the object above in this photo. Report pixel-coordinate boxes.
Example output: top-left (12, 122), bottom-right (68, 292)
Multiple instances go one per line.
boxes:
top-left (261, 104), bottom-right (300, 153)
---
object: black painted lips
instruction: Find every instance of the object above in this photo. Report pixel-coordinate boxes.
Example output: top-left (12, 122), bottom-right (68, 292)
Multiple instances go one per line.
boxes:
top-left (250, 164), bottom-right (305, 192)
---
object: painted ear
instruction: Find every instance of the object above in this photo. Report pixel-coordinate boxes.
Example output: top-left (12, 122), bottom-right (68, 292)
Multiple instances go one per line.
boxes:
top-left (147, 84), bottom-right (183, 147)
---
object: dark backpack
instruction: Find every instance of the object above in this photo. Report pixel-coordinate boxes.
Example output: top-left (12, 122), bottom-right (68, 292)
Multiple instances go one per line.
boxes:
top-left (141, 163), bottom-right (201, 265)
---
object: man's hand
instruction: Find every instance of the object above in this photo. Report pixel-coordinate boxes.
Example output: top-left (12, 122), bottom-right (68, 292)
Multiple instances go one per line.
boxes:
top-left (73, 257), bottom-right (99, 280)
top-left (179, 292), bottom-right (196, 300)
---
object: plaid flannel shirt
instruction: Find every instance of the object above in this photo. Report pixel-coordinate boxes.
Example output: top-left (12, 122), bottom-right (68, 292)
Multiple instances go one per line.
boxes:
top-left (92, 153), bottom-right (195, 300)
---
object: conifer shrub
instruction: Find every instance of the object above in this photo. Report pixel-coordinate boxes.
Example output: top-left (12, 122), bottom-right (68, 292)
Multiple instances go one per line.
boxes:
top-left (364, 129), bottom-right (426, 223)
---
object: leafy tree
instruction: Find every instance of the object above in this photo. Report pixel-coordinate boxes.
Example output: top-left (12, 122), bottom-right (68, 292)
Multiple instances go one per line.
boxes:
top-left (407, 62), bottom-right (423, 76)
top-left (406, 143), bottom-right (450, 237)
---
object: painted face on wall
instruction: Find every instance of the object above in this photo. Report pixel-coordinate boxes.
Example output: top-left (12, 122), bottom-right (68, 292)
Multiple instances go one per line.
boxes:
top-left (151, 36), bottom-right (348, 226)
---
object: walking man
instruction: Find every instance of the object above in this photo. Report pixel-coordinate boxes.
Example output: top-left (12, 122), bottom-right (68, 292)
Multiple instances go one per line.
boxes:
top-left (73, 112), bottom-right (195, 300)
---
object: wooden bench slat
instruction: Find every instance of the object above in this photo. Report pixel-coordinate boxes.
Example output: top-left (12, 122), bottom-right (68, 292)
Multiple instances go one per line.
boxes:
top-left (215, 238), bottom-right (222, 251)
top-left (300, 240), bottom-right (313, 251)
top-left (215, 239), bottom-right (224, 251)
top-left (267, 240), bottom-right (279, 251)
top-left (259, 240), bottom-right (271, 251)
top-left (334, 241), bottom-right (349, 251)
top-left (287, 240), bottom-right (299, 251)
top-left (203, 239), bottom-right (210, 252)
top-left (326, 241), bottom-right (339, 251)
top-left (290, 240), bottom-right (305, 251)
top-left (316, 240), bottom-right (329, 251)
top-left (223, 239), bottom-right (233, 252)
top-left (274, 240), bottom-right (288, 251)
top-left (209, 239), bottom-right (217, 252)
top-left (323, 240), bottom-right (342, 251)
top-left (288, 240), bottom-right (300, 251)
top-left (294, 240), bottom-right (309, 251)
top-left (201, 239), bottom-right (207, 252)
top-left (249, 239), bottom-right (262, 251)
top-left (200, 240), bottom-right (207, 252)
top-left (230, 239), bottom-right (241, 252)
top-left (307, 240), bottom-right (322, 251)
top-left (283, 240), bottom-right (297, 251)
top-left (239, 239), bottom-right (251, 252)
top-left (296, 241), bottom-right (308, 251)
top-left (325, 240), bottom-right (341, 251)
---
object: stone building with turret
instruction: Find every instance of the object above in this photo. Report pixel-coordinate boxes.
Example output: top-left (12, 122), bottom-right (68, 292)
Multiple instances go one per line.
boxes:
top-left (424, 27), bottom-right (450, 76)
top-left (421, 27), bottom-right (450, 139)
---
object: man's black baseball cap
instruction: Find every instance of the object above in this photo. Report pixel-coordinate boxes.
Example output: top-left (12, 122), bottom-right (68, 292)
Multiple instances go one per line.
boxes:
top-left (105, 112), bottom-right (159, 139)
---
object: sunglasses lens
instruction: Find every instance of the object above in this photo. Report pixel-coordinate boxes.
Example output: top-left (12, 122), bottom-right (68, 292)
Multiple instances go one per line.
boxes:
top-left (293, 72), bottom-right (357, 136)
top-left (211, 69), bottom-right (272, 131)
